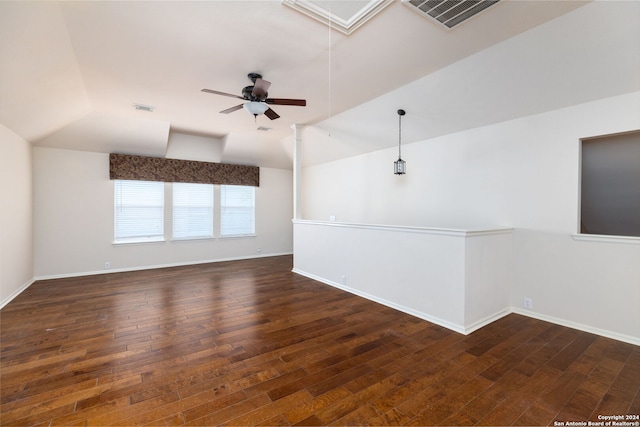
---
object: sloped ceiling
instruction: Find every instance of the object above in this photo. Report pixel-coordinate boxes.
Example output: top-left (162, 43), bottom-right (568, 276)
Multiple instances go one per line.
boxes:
top-left (3, 0), bottom-right (637, 169)
top-left (304, 0), bottom-right (640, 165)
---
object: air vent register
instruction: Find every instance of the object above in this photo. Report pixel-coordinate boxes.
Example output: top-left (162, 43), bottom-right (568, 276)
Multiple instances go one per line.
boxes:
top-left (402, 0), bottom-right (500, 29)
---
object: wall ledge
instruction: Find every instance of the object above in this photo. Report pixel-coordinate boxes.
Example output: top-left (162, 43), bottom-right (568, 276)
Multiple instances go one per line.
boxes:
top-left (572, 233), bottom-right (640, 245)
top-left (293, 219), bottom-right (513, 238)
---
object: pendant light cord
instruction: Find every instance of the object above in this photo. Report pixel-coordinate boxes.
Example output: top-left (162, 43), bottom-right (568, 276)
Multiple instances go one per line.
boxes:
top-left (397, 109), bottom-right (405, 158)
top-left (398, 113), bottom-right (402, 158)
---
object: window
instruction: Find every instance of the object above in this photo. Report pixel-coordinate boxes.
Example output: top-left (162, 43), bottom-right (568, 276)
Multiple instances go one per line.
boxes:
top-left (114, 180), bottom-right (164, 243)
top-left (220, 185), bottom-right (255, 237)
top-left (173, 183), bottom-right (214, 240)
top-left (580, 130), bottom-right (640, 237)
top-left (113, 181), bottom-right (257, 242)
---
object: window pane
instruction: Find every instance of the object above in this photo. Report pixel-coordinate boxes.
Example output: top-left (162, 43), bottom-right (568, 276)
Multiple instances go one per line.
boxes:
top-left (173, 183), bottom-right (214, 239)
top-left (114, 180), bottom-right (164, 242)
top-left (220, 185), bottom-right (255, 236)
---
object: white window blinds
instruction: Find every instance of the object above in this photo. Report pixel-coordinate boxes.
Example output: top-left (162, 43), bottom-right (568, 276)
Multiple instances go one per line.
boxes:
top-left (173, 183), bottom-right (214, 240)
top-left (220, 185), bottom-right (255, 237)
top-left (114, 180), bottom-right (164, 243)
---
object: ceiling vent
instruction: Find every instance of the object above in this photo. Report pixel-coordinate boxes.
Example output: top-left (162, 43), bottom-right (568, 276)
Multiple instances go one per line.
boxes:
top-left (133, 103), bottom-right (155, 112)
top-left (402, 0), bottom-right (500, 30)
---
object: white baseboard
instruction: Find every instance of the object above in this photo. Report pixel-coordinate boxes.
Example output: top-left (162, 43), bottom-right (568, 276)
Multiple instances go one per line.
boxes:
top-left (33, 252), bottom-right (293, 282)
top-left (292, 268), bottom-right (468, 334)
top-left (7, 257), bottom-right (637, 347)
top-left (463, 308), bottom-right (513, 335)
top-left (2, 253), bottom-right (292, 309)
top-left (512, 307), bottom-right (640, 347)
top-left (291, 268), bottom-right (640, 346)
top-left (0, 278), bottom-right (35, 310)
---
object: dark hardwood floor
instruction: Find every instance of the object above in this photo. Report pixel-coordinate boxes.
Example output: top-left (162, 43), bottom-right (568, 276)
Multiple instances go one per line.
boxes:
top-left (1, 255), bottom-right (638, 426)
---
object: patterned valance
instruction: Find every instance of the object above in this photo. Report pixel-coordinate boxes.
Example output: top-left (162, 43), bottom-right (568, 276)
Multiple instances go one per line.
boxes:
top-left (109, 154), bottom-right (259, 187)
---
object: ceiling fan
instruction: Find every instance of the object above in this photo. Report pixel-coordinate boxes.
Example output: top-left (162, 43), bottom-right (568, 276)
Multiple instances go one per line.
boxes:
top-left (201, 73), bottom-right (306, 120)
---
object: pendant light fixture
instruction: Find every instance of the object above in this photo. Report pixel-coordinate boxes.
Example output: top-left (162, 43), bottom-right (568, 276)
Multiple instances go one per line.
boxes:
top-left (394, 109), bottom-right (406, 175)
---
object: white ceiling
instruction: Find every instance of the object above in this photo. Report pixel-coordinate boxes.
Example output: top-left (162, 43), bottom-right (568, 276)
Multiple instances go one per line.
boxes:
top-left (2, 1), bottom-right (638, 169)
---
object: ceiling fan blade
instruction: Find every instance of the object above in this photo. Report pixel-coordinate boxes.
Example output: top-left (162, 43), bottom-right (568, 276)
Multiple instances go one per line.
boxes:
top-left (265, 98), bottom-right (306, 106)
top-left (220, 104), bottom-right (244, 114)
top-left (252, 78), bottom-right (271, 99)
top-left (202, 88), bottom-right (245, 100)
top-left (264, 108), bottom-right (280, 120)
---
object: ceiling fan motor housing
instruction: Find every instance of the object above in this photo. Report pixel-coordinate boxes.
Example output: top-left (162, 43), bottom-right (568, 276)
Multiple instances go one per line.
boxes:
top-left (242, 86), bottom-right (267, 102)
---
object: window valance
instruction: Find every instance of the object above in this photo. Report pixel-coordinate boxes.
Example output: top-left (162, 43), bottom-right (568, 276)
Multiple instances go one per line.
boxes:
top-left (109, 153), bottom-right (260, 187)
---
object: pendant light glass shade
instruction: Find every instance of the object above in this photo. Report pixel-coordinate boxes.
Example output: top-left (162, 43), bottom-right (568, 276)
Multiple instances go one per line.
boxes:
top-left (394, 109), bottom-right (406, 175)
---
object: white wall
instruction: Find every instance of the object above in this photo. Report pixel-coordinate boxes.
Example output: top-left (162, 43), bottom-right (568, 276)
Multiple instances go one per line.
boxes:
top-left (294, 221), bottom-right (468, 329)
top-left (0, 124), bottom-right (34, 307)
top-left (299, 92), bottom-right (640, 344)
top-left (294, 221), bottom-right (513, 334)
top-left (33, 147), bottom-right (293, 278)
top-left (303, 92), bottom-right (640, 231)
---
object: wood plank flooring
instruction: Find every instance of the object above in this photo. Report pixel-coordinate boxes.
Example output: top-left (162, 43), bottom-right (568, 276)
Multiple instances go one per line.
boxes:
top-left (1, 255), bottom-right (638, 426)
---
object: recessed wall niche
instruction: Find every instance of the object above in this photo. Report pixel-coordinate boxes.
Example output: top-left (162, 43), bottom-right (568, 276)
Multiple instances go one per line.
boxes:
top-left (580, 130), bottom-right (640, 237)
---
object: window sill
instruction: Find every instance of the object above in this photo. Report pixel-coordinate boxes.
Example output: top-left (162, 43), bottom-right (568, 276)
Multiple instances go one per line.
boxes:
top-left (220, 234), bottom-right (257, 239)
top-left (171, 236), bottom-right (215, 242)
top-left (113, 238), bottom-right (166, 246)
top-left (572, 234), bottom-right (640, 245)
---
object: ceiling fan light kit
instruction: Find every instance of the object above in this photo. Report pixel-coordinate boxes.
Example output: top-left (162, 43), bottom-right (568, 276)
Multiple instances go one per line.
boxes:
top-left (244, 102), bottom-right (269, 117)
top-left (202, 73), bottom-right (306, 121)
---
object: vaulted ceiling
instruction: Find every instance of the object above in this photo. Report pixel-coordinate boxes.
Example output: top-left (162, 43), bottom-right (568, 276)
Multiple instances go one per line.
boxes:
top-left (2, 1), bottom-right (637, 169)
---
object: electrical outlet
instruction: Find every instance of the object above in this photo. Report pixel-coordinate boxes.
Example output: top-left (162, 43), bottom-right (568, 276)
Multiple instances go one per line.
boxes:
top-left (341, 275), bottom-right (347, 285)
top-left (523, 297), bottom-right (533, 310)
top-left (257, 248), bottom-right (262, 254)
top-left (104, 262), bottom-right (111, 270)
